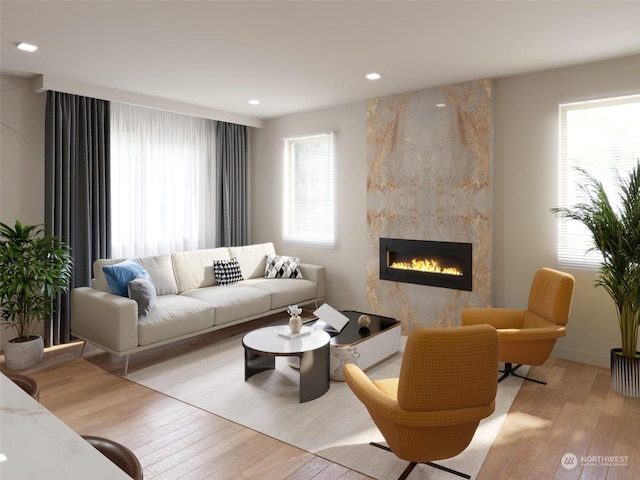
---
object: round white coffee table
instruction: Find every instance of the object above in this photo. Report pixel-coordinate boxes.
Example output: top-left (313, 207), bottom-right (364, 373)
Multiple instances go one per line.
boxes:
top-left (242, 325), bottom-right (331, 402)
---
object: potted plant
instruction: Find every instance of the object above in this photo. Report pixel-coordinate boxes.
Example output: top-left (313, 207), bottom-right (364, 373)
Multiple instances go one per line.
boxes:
top-left (551, 161), bottom-right (640, 397)
top-left (0, 220), bottom-right (72, 370)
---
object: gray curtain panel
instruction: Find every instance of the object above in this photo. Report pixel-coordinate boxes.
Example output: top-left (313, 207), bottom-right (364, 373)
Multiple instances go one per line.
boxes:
top-left (44, 91), bottom-right (111, 345)
top-left (216, 122), bottom-right (248, 247)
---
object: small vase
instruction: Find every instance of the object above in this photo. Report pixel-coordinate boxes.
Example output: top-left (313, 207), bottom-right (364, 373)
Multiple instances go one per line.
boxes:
top-left (289, 315), bottom-right (302, 334)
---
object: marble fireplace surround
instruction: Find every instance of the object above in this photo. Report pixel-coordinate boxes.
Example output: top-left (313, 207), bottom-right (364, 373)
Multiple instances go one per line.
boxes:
top-left (366, 79), bottom-right (492, 332)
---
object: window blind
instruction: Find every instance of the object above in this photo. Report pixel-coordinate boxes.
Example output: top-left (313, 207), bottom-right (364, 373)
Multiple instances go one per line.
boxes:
top-left (283, 132), bottom-right (336, 248)
top-left (557, 94), bottom-right (640, 268)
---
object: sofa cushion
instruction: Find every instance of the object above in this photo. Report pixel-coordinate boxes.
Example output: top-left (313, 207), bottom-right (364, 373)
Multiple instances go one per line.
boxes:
top-left (229, 242), bottom-right (276, 279)
top-left (137, 295), bottom-right (214, 346)
top-left (102, 259), bottom-right (151, 297)
top-left (128, 276), bottom-right (157, 316)
top-left (213, 258), bottom-right (244, 285)
top-left (265, 254), bottom-right (303, 279)
top-left (172, 248), bottom-right (230, 293)
top-left (181, 284), bottom-right (271, 326)
top-left (94, 254), bottom-right (178, 295)
top-left (137, 254), bottom-right (179, 295)
top-left (243, 278), bottom-right (317, 310)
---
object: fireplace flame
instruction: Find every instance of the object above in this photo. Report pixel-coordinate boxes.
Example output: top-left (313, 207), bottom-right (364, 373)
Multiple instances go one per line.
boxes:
top-left (390, 258), bottom-right (463, 276)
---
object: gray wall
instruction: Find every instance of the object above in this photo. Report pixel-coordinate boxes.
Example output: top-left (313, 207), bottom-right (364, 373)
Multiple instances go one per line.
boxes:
top-left (0, 76), bottom-right (47, 347)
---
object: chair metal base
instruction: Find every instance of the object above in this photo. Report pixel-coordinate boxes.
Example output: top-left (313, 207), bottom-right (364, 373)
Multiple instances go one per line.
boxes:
top-left (498, 362), bottom-right (546, 385)
top-left (370, 442), bottom-right (470, 480)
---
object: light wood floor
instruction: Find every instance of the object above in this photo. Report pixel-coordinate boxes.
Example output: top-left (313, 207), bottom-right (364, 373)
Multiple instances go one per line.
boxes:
top-left (2, 318), bottom-right (639, 480)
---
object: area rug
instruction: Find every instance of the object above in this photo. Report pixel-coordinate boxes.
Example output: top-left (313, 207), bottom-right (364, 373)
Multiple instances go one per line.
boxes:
top-left (127, 331), bottom-right (525, 479)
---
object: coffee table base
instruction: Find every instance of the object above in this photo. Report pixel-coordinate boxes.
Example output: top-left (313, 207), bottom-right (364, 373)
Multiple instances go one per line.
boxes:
top-left (244, 344), bottom-right (330, 403)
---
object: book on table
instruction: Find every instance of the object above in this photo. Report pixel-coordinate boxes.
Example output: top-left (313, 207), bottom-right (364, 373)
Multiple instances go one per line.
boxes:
top-left (313, 304), bottom-right (349, 334)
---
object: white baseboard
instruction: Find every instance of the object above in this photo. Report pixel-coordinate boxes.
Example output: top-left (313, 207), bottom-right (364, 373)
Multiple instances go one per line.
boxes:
top-left (552, 346), bottom-right (610, 368)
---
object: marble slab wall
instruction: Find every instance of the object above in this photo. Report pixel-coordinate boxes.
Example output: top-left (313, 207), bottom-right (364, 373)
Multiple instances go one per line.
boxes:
top-left (366, 79), bottom-right (492, 331)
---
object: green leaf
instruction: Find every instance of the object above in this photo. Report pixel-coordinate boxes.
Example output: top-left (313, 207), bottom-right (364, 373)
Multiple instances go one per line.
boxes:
top-left (552, 160), bottom-right (640, 357)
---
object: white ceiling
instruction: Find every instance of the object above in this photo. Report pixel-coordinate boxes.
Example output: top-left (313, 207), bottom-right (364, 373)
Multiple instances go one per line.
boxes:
top-left (2, 1), bottom-right (639, 122)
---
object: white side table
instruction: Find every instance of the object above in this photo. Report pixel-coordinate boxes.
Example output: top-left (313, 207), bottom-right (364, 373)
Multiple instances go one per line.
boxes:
top-left (325, 311), bottom-right (401, 381)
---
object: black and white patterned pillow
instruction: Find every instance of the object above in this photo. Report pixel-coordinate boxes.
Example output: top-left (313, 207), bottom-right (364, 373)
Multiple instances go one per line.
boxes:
top-left (264, 255), bottom-right (304, 279)
top-left (213, 258), bottom-right (244, 285)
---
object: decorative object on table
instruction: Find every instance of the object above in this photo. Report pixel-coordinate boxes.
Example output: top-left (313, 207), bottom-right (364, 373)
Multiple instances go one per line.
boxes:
top-left (287, 304), bottom-right (303, 333)
top-left (0, 221), bottom-right (72, 370)
top-left (278, 325), bottom-right (312, 339)
top-left (357, 314), bottom-right (371, 328)
top-left (313, 303), bottom-right (350, 333)
top-left (552, 161), bottom-right (640, 397)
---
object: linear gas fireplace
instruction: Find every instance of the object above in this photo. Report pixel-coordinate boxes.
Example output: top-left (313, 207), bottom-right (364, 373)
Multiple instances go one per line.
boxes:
top-left (380, 238), bottom-right (472, 291)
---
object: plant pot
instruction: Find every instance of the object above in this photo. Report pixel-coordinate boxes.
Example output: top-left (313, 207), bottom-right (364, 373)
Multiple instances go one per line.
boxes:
top-left (4, 335), bottom-right (44, 370)
top-left (610, 348), bottom-right (640, 397)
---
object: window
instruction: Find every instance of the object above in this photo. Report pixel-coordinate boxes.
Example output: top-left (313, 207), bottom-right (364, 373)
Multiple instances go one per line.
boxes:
top-left (283, 133), bottom-right (336, 248)
top-left (110, 103), bottom-right (216, 258)
top-left (557, 94), bottom-right (640, 268)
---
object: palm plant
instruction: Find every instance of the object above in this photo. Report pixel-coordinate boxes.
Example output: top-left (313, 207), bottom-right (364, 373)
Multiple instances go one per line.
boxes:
top-left (551, 161), bottom-right (640, 358)
top-left (0, 221), bottom-right (72, 341)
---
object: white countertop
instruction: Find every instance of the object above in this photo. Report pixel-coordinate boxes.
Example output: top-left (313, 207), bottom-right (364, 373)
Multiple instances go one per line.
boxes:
top-left (0, 373), bottom-right (131, 479)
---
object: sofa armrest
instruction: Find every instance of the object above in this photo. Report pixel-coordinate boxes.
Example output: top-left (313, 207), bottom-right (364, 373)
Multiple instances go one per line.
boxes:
top-left (298, 264), bottom-right (326, 300)
top-left (70, 287), bottom-right (139, 353)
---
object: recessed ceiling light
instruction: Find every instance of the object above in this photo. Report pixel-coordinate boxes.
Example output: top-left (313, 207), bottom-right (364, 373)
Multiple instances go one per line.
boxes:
top-left (17, 42), bottom-right (37, 52)
top-left (248, 99), bottom-right (261, 105)
top-left (366, 73), bottom-right (381, 81)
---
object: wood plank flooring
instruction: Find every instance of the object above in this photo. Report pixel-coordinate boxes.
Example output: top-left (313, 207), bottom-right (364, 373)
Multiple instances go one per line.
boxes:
top-left (3, 318), bottom-right (639, 480)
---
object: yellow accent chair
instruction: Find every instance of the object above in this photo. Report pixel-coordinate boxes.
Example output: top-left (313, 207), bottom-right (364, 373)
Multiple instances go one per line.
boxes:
top-left (462, 267), bottom-right (575, 385)
top-left (343, 324), bottom-right (499, 480)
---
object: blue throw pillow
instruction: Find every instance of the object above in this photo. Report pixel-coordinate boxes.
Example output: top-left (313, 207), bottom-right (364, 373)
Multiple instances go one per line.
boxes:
top-left (103, 259), bottom-right (151, 297)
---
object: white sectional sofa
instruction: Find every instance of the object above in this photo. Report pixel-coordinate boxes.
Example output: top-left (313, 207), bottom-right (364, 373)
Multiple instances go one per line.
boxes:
top-left (70, 242), bottom-right (326, 374)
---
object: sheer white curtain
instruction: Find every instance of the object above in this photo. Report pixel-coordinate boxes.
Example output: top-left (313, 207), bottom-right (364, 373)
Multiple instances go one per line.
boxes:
top-left (110, 103), bottom-right (216, 258)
